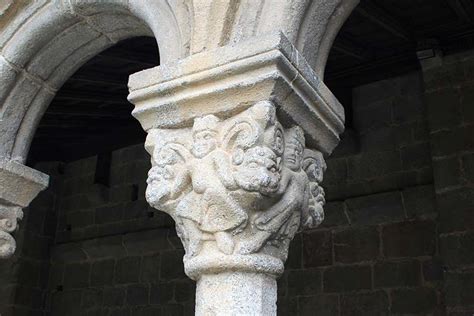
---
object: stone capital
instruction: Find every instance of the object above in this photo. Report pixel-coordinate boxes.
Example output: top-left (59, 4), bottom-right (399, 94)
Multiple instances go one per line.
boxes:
top-left (128, 33), bottom-right (341, 315)
top-left (0, 160), bottom-right (49, 258)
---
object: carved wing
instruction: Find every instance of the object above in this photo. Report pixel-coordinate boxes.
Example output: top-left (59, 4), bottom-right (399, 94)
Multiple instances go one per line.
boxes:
top-left (220, 118), bottom-right (262, 152)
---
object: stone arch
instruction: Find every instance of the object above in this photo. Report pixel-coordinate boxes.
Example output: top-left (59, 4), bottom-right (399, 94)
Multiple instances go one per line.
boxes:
top-left (0, 0), bottom-right (191, 163)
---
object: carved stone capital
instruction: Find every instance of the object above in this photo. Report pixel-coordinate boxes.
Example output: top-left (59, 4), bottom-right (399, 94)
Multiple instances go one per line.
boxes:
top-left (128, 32), bottom-right (343, 315)
top-left (144, 101), bottom-right (327, 278)
top-left (0, 160), bottom-right (49, 258)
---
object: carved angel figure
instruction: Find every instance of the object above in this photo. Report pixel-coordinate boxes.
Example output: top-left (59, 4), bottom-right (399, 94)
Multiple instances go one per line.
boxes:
top-left (159, 115), bottom-right (248, 256)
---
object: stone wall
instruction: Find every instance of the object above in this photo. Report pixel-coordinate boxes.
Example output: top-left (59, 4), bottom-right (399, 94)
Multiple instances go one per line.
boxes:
top-left (422, 51), bottom-right (474, 316)
top-left (278, 72), bottom-right (443, 315)
top-left (2, 61), bottom-right (473, 315)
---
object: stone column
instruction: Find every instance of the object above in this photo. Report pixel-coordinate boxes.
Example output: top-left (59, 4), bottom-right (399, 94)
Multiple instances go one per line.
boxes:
top-left (0, 160), bottom-right (48, 258)
top-left (128, 33), bottom-right (344, 315)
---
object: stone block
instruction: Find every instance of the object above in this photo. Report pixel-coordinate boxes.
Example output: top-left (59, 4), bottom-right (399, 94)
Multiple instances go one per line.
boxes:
top-left (353, 76), bottom-right (400, 106)
top-left (132, 306), bottom-right (162, 316)
top-left (345, 191), bottom-right (405, 225)
top-left (346, 152), bottom-right (401, 181)
top-left (403, 185), bottom-right (436, 217)
top-left (302, 230), bottom-right (333, 267)
top-left (422, 257), bottom-right (444, 282)
top-left (433, 156), bottom-right (462, 190)
top-left (287, 269), bottom-right (322, 296)
top-left (330, 128), bottom-right (359, 158)
top-left (16, 258), bottom-right (41, 286)
top-left (334, 226), bottom-right (380, 263)
top-left (286, 233), bottom-right (302, 269)
top-left (82, 235), bottom-right (126, 259)
top-left (174, 279), bottom-right (195, 303)
top-left (430, 127), bottom-right (468, 158)
top-left (445, 272), bottom-right (474, 307)
top-left (438, 189), bottom-right (474, 233)
top-left (160, 250), bottom-right (186, 280)
top-left (440, 232), bottom-right (474, 266)
top-left (63, 263), bottom-right (90, 289)
top-left (354, 99), bottom-right (392, 132)
top-left (66, 210), bottom-right (94, 229)
top-left (110, 185), bottom-right (136, 204)
top-left (322, 158), bottom-right (347, 185)
top-left (390, 287), bottom-right (438, 314)
top-left (392, 94), bottom-right (425, 124)
top-left (81, 288), bottom-right (103, 308)
top-left (400, 142), bottom-right (432, 170)
top-left (122, 200), bottom-right (149, 220)
top-left (460, 87), bottom-right (474, 123)
top-left (426, 88), bottom-right (462, 131)
top-left (462, 152), bottom-right (474, 183)
top-left (359, 126), bottom-right (397, 152)
top-left (382, 220), bottom-right (436, 258)
top-left (14, 286), bottom-right (43, 309)
top-left (115, 257), bottom-right (141, 284)
top-left (108, 307), bottom-right (131, 316)
top-left (323, 265), bottom-right (372, 292)
top-left (91, 259), bottom-right (115, 286)
top-left (149, 283), bottom-right (174, 305)
top-left (126, 284), bottom-right (149, 306)
top-left (298, 294), bottom-right (339, 316)
top-left (123, 229), bottom-right (172, 256)
top-left (140, 255), bottom-right (160, 283)
top-left (103, 287), bottom-right (125, 307)
top-left (51, 290), bottom-right (83, 316)
top-left (320, 201), bottom-right (349, 228)
top-left (374, 260), bottom-right (421, 287)
top-left (161, 304), bottom-right (184, 316)
top-left (95, 203), bottom-right (123, 224)
top-left (340, 290), bottom-right (389, 316)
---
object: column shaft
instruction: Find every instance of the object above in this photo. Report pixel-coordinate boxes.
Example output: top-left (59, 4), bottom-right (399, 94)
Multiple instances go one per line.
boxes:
top-left (196, 272), bottom-right (277, 316)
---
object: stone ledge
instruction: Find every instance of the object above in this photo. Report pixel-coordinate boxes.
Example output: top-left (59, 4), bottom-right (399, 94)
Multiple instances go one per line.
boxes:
top-left (0, 159), bottom-right (48, 207)
top-left (128, 32), bottom-right (345, 155)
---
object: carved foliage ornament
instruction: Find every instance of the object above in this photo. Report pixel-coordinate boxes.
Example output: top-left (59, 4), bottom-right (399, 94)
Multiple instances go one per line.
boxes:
top-left (0, 204), bottom-right (23, 258)
top-left (145, 101), bottom-right (326, 263)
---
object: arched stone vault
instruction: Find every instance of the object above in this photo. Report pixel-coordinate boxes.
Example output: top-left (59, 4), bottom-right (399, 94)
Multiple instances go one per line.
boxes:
top-left (0, 0), bottom-right (191, 163)
top-left (0, 1), bottom-right (359, 314)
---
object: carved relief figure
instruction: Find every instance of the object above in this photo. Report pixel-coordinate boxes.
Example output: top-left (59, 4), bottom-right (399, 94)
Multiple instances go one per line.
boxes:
top-left (0, 205), bottom-right (22, 258)
top-left (144, 101), bottom-right (327, 261)
top-left (237, 126), bottom-right (309, 254)
top-left (301, 149), bottom-right (327, 229)
top-left (176, 115), bottom-right (247, 256)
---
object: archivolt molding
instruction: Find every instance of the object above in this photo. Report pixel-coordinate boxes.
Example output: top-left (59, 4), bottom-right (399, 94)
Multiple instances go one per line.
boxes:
top-left (0, 0), bottom-right (191, 163)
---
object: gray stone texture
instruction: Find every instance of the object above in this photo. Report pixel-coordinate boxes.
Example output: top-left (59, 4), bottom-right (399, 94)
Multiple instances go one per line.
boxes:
top-left (422, 49), bottom-right (474, 316)
top-left (4, 50), bottom-right (474, 314)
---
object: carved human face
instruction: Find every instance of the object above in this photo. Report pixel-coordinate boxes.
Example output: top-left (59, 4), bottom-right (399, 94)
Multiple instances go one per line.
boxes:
top-left (192, 130), bottom-right (217, 158)
top-left (146, 147), bottom-right (181, 208)
top-left (305, 159), bottom-right (323, 183)
top-left (234, 146), bottom-right (280, 195)
top-left (284, 140), bottom-right (304, 171)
